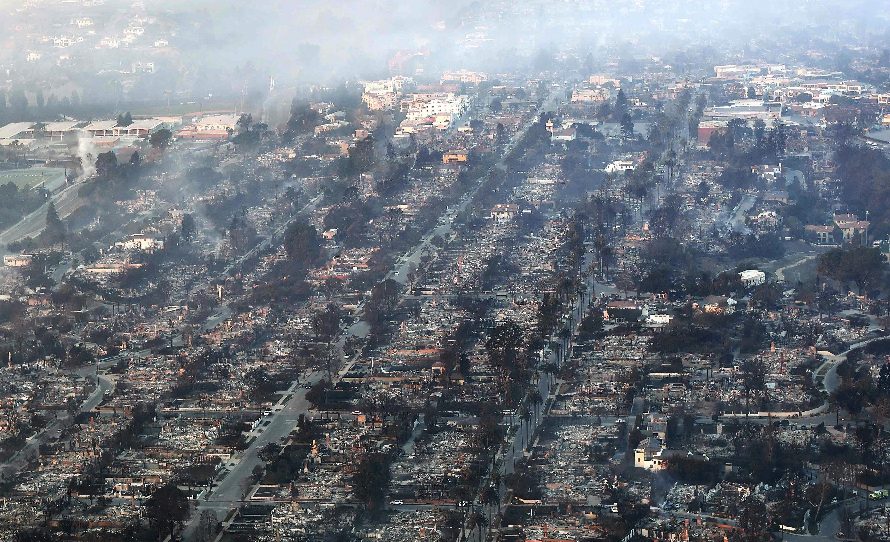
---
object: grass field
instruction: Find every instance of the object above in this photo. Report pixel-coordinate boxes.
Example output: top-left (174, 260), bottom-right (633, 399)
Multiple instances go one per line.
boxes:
top-left (0, 168), bottom-right (67, 191)
top-left (131, 99), bottom-right (239, 118)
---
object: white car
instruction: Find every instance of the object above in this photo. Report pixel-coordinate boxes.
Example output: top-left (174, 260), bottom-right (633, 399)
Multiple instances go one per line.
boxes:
top-left (389, 500), bottom-right (404, 506)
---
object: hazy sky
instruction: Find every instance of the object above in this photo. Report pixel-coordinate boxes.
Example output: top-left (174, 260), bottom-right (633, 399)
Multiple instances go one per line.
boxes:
top-left (153, 0), bottom-right (890, 83)
top-left (2, 0), bottom-right (888, 107)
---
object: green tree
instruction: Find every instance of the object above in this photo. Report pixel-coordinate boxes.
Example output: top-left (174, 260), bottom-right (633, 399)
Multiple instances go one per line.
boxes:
top-left (369, 278), bottom-right (401, 315)
top-left (620, 112), bottom-right (635, 140)
top-left (536, 293), bottom-right (561, 338)
top-left (8, 89), bottom-right (28, 120)
top-left (344, 134), bottom-right (375, 176)
top-left (737, 496), bottom-right (772, 542)
top-left (282, 99), bottom-right (321, 142)
top-left (283, 220), bottom-right (322, 267)
top-left (615, 88), bottom-right (629, 119)
top-left (626, 175), bottom-right (650, 217)
top-left (495, 122), bottom-right (508, 146)
top-left (312, 303), bottom-right (342, 381)
top-left (751, 282), bottom-right (781, 310)
top-left (144, 482), bottom-right (189, 540)
top-left (180, 213), bottom-right (197, 243)
top-left (485, 320), bottom-right (524, 374)
top-left (150, 128), bottom-right (172, 149)
top-left (44, 202), bottom-right (65, 245)
top-left (95, 151), bottom-right (118, 179)
top-left (818, 246), bottom-right (886, 295)
top-left (833, 381), bottom-right (868, 417)
top-left (740, 358), bottom-right (766, 419)
top-left (352, 452), bottom-right (391, 510)
top-left (878, 363), bottom-right (890, 397)
top-left (116, 112), bottom-right (133, 127)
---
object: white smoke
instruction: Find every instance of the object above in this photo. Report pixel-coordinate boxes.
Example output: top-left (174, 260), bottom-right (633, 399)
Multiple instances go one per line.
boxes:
top-left (76, 131), bottom-right (97, 183)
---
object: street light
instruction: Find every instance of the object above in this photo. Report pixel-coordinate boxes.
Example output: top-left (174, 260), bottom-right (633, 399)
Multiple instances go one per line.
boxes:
top-left (865, 210), bottom-right (870, 247)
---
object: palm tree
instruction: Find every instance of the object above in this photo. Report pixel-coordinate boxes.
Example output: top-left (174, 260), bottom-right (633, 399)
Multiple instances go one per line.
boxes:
top-left (472, 511), bottom-right (487, 542)
top-left (664, 147), bottom-right (677, 186)
top-left (741, 358), bottom-right (766, 424)
top-left (481, 484), bottom-right (499, 525)
top-left (577, 282), bottom-right (588, 316)
top-left (519, 405), bottom-right (532, 449)
top-left (491, 471), bottom-right (503, 500)
top-left (626, 176), bottom-right (651, 221)
top-left (541, 362), bottom-right (558, 389)
top-left (558, 327), bottom-right (572, 357)
top-left (529, 390), bottom-right (544, 424)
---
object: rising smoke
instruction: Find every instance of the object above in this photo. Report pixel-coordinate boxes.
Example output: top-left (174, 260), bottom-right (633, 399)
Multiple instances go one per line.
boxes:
top-left (75, 132), bottom-right (97, 183)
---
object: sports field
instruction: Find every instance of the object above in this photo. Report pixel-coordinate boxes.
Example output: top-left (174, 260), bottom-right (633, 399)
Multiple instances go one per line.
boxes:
top-left (0, 168), bottom-right (67, 192)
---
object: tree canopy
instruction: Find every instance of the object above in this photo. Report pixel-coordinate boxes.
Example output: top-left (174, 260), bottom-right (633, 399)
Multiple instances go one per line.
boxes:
top-left (818, 246), bottom-right (885, 295)
top-left (283, 220), bottom-right (323, 267)
top-left (144, 482), bottom-right (189, 539)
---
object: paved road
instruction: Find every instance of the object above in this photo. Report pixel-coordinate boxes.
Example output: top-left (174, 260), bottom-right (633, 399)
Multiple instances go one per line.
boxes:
top-left (386, 88), bottom-right (563, 289)
top-left (183, 374), bottom-right (322, 539)
top-left (782, 495), bottom-right (872, 542)
top-left (819, 334), bottom-right (887, 396)
top-left (184, 86), bottom-right (566, 541)
top-left (181, 176), bottom-right (477, 538)
top-left (728, 195), bottom-right (755, 234)
top-left (0, 180), bottom-right (83, 255)
top-left (463, 252), bottom-right (609, 541)
top-left (774, 249), bottom-right (823, 284)
top-left (223, 194), bottom-right (324, 277)
top-left (0, 370), bottom-right (112, 482)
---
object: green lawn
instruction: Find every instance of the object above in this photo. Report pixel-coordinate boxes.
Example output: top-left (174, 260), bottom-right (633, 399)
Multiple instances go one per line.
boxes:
top-left (0, 168), bottom-right (67, 191)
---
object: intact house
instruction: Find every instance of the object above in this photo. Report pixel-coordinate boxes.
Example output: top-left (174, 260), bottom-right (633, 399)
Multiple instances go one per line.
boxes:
top-left (739, 270), bottom-right (766, 287)
top-left (84, 118), bottom-right (174, 138)
top-left (546, 119), bottom-right (578, 143)
top-left (491, 204), bottom-right (520, 223)
top-left (697, 120), bottom-right (727, 147)
top-left (833, 213), bottom-right (869, 243)
top-left (634, 437), bottom-right (668, 470)
top-left (114, 234), bottom-right (164, 252)
top-left (550, 126), bottom-right (578, 143)
top-left (442, 152), bottom-right (469, 164)
top-left (605, 159), bottom-right (636, 174)
top-left (3, 254), bottom-right (32, 268)
top-left (804, 224), bottom-right (837, 245)
top-left (634, 436), bottom-right (710, 471)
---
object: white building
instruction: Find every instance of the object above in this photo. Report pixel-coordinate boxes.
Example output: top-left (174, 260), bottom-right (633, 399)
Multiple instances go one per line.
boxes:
top-left (403, 93), bottom-right (470, 125)
top-left (3, 255), bottom-right (32, 268)
top-left (571, 88), bottom-right (610, 104)
top-left (441, 70), bottom-right (487, 85)
top-left (194, 114), bottom-right (241, 133)
top-left (490, 204), bottom-right (519, 223)
top-left (634, 438), bottom-right (667, 471)
top-left (114, 234), bottom-right (164, 252)
top-left (646, 314), bottom-right (673, 328)
top-left (361, 77), bottom-right (413, 111)
top-left (605, 160), bottom-right (635, 173)
top-left (131, 61), bottom-right (155, 74)
top-left (740, 270), bottom-right (766, 287)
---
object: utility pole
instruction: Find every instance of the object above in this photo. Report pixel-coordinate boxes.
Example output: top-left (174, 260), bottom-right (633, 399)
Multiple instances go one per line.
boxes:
top-left (865, 210), bottom-right (870, 246)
